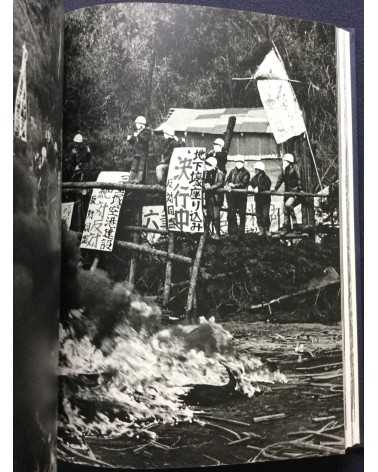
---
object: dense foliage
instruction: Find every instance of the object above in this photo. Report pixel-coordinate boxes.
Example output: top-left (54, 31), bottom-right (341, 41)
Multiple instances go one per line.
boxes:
top-left (64, 4), bottom-right (337, 170)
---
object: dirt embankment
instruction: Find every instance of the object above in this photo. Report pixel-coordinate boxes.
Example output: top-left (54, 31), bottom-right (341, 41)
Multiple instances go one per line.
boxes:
top-left (96, 232), bottom-right (340, 323)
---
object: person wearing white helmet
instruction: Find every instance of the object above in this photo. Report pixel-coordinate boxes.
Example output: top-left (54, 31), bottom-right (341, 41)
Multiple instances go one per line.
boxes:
top-left (225, 156), bottom-right (250, 236)
top-left (203, 156), bottom-right (225, 240)
top-left (127, 115), bottom-right (151, 183)
top-left (73, 133), bottom-right (83, 143)
top-left (155, 124), bottom-right (182, 184)
top-left (63, 131), bottom-right (92, 182)
top-left (249, 160), bottom-right (272, 236)
top-left (206, 137), bottom-right (227, 173)
top-left (274, 153), bottom-right (303, 234)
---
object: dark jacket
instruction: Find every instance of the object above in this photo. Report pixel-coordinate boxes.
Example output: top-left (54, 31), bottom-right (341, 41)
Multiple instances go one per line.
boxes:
top-left (63, 142), bottom-right (92, 182)
top-left (274, 164), bottom-right (302, 193)
top-left (204, 168), bottom-right (225, 206)
top-left (226, 167), bottom-right (250, 189)
top-left (160, 137), bottom-right (182, 164)
top-left (206, 150), bottom-right (227, 173)
top-left (250, 171), bottom-right (271, 205)
top-left (128, 126), bottom-right (151, 158)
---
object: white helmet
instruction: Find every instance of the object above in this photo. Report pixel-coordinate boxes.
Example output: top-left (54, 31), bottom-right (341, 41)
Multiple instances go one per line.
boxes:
top-left (73, 133), bottom-right (83, 143)
top-left (283, 153), bottom-right (295, 164)
top-left (135, 116), bottom-right (147, 126)
top-left (161, 124), bottom-right (175, 137)
top-left (205, 156), bottom-right (218, 168)
top-left (213, 138), bottom-right (225, 148)
top-left (254, 161), bottom-right (265, 172)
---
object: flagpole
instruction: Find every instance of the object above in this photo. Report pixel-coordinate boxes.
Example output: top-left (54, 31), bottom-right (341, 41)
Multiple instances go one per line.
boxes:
top-left (304, 128), bottom-right (323, 190)
top-left (272, 40), bottom-right (323, 190)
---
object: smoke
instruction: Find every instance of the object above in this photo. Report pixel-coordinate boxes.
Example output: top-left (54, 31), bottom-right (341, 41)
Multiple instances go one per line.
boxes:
top-left (60, 225), bottom-right (162, 350)
top-left (14, 159), bottom-right (60, 472)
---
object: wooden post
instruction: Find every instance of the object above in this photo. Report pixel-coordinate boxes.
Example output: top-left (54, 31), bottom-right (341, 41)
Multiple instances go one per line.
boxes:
top-left (163, 232), bottom-right (174, 307)
top-left (223, 116), bottom-right (236, 154)
top-left (128, 207), bottom-right (142, 285)
top-left (185, 231), bottom-right (207, 321)
top-left (90, 256), bottom-right (100, 272)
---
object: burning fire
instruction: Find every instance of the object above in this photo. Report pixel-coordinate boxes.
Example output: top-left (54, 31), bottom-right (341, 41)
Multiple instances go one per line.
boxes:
top-left (60, 314), bottom-right (287, 441)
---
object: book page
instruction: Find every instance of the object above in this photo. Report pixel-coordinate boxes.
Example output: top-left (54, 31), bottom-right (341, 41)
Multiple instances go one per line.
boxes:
top-left (13, 1), bottom-right (64, 471)
top-left (59, 3), bottom-right (358, 467)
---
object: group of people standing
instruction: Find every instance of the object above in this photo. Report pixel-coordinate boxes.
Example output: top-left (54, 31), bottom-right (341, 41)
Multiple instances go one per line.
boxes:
top-left (202, 146), bottom-right (303, 239)
top-left (64, 114), bottom-right (304, 239)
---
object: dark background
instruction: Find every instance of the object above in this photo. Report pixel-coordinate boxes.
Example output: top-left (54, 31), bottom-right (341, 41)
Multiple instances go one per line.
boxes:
top-left (61, 1), bottom-right (364, 471)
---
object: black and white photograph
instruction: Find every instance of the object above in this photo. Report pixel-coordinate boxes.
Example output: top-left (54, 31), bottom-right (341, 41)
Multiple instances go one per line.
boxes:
top-left (13, 0), bottom-right (63, 471)
top-left (58, 2), bottom-right (358, 469)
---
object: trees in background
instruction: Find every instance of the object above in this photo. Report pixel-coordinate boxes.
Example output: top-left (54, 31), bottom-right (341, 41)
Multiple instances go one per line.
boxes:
top-left (64, 4), bottom-right (337, 173)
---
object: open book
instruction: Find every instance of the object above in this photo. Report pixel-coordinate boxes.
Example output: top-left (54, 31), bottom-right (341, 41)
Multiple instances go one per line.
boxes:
top-left (13, 1), bottom-right (361, 471)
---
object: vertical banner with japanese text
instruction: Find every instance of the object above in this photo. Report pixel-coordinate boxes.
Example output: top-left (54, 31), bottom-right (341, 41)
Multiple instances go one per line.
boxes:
top-left (80, 171), bottom-right (129, 251)
top-left (166, 147), bottom-right (206, 233)
top-left (254, 49), bottom-right (306, 144)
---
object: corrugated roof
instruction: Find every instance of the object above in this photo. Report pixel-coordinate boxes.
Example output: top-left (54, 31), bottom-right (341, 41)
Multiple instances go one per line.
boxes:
top-left (156, 108), bottom-right (271, 135)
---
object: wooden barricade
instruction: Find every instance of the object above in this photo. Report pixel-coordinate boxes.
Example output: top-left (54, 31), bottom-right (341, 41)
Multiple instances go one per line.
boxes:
top-left (63, 181), bottom-right (329, 320)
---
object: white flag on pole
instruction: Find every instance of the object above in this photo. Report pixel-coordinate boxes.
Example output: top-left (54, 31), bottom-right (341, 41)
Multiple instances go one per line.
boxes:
top-left (254, 48), bottom-right (306, 144)
top-left (14, 44), bottom-right (28, 143)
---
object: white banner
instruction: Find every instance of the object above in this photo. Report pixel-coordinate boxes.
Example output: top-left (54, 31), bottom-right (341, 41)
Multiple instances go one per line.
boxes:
top-left (61, 202), bottom-right (75, 230)
top-left (255, 49), bottom-right (306, 144)
top-left (166, 147), bottom-right (206, 233)
top-left (142, 205), bottom-right (167, 245)
top-left (80, 171), bottom-right (129, 252)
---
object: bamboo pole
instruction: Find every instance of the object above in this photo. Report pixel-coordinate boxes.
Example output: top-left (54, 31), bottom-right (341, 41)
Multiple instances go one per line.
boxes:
top-left (62, 181), bottom-right (323, 198)
top-left (62, 181), bottom-right (166, 192)
top-left (90, 256), bottom-right (100, 271)
top-left (128, 207), bottom-right (142, 285)
top-left (116, 240), bottom-right (192, 265)
top-left (185, 231), bottom-right (207, 320)
top-left (250, 280), bottom-right (340, 311)
top-left (124, 225), bottom-right (168, 235)
top-left (163, 232), bottom-right (174, 307)
top-left (70, 231), bottom-right (192, 265)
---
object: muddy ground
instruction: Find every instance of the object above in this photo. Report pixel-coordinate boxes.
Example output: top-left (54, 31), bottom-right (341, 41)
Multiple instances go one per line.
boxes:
top-left (70, 321), bottom-right (345, 469)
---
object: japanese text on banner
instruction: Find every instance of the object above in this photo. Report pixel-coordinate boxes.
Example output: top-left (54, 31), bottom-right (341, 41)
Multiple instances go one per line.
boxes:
top-left (166, 147), bottom-right (206, 233)
top-left (255, 49), bottom-right (306, 144)
top-left (80, 171), bottom-right (129, 252)
top-left (142, 205), bottom-right (167, 245)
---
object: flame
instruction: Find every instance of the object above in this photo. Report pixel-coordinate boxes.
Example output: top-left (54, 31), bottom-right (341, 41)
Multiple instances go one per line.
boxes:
top-left (60, 318), bottom-right (287, 441)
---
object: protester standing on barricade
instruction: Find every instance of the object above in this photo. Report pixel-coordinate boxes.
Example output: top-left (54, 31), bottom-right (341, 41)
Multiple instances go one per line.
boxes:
top-left (156, 125), bottom-right (182, 185)
top-left (127, 115), bottom-right (151, 183)
top-left (274, 153), bottom-right (303, 235)
top-left (62, 132), bottom-right (94, 230)
top-left (206, 137), bottom-right (227, 174)
top-left (225, 157), bottom-right (250, 235)
top-left (249, 161), bottom-right (272, 236)
top-left (203, 156), bottom-right (225, 240)
top-left (63, 132), bottom-right (93, 182)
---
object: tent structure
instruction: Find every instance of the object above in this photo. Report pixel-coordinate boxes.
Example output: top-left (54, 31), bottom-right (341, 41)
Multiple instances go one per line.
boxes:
top-left (156, 107), bottom-right (281, 163)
